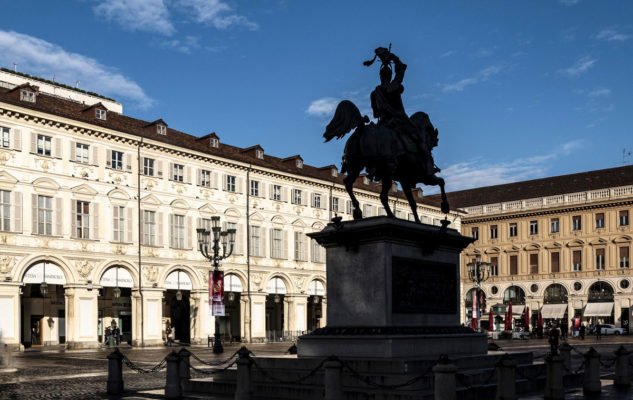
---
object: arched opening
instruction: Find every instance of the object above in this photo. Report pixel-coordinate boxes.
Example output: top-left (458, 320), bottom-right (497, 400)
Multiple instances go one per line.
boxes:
top-left (503, 286), bottom-right (526, 331)
top-left (21, 261), bottom-right (67, 348)
top-left (164, 270), bottom-right (192, 344)
top-left (220, 274), bottom-right (243, 342)
top-left (99, 266), bottom-right (134, 345)
top-left (585, 281), bottom-right (615, 325)
top-left (307, 280), bottom-right (325, 331)
top-left (265, 277), bottom-right (287, 342)
top-left (464, 288), bottom-right (487, 331)
top-left (540, 284), bottom-right (568, 328)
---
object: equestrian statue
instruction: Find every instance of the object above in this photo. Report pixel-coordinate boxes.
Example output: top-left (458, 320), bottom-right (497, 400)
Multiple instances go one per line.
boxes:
top-left (323, 45), bottom-right (450, 223)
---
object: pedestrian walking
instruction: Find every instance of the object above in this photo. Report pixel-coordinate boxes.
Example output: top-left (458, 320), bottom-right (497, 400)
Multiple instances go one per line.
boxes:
top-left (596, 323), bottom-right (602, 340)
top-left (548, 323), bottom-right (560, 355)
top-left (104, 326), bottom-right (112, 346)
top-left (579, 324), bottom-right (586, 340)
top-left (561, 321), bottom-right (568, 340)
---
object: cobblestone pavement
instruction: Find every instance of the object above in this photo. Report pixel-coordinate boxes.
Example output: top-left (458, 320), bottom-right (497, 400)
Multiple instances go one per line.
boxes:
top-left (0, 342), bottom-right (291, 399)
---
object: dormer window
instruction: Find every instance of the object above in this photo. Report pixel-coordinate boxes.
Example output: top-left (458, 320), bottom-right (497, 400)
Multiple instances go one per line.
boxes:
top-left (210, 138), bottom-right (219, 148)
top-left (331, 169), bottom-right (338, 177)
top-left (296, 159), bottom-right (303, 168)
top-left (157, 125), bottom-right (167, 135)
top-left (95, 109), bottom-right (106, 120)
top-left (255, 149), bottom-right (264, 159)
top-left (20, 90), bottom-right (35, 103)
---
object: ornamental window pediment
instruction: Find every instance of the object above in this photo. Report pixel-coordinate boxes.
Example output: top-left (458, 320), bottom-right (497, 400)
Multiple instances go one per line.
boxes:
top-left (0, 171), bottom-right (18, 189)
top-left (291, 218), bottom-right (307, 228)
top-left (524, 243), bottom-right (541, 251)
top-left (312, 222), bottom-right (325, 230)
top-left (589, 238), bottom-right (608, 246)
top-left (567, 240), bottom-right (585, 248)
top-left (249, 212), bottom-right (264, 222)
top-left (70, 183), bottom-right (98, 197)
top-left (613, 235), bottom-right (632, 244)
top-left (140, 194), bottom-right (162, 206)
top-left (198, 203), bottom-right (217, 216)
top-left (170, 199), bottom-right (190, 210)
top-left (504, 245), bottom-right (521, 253)
top-left (107, 188), bottom-right (131, 200)
top-left (485, 247), bottom-right (501, 254)
top-left (224, 207), bottom-right (241, 218)
top-left (32, 177), bottom-right (60, 191)
top-left (271, 215), bottom-right (287, 225)
top-left (544, 241), bottom-right (562, 249)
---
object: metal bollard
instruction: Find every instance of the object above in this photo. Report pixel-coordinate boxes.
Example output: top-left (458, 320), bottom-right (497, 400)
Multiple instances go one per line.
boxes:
top-left (558, 342), bottom-right (571, 372)
top-left (107, 348), bottom-right (124, 395)
top-left (544, 354), bottom-right (564, 400)
top-left (235, 346), bottom-right (253, 400)
top-left (165, 351), bottom-right (182, 399)
top-left (433, 355), bottom-right (457, 400)
top-left (177, 347), bottom-right (191, 381)
top-left (614, 345), bottom-right (630, 387)
top-left (495, 354), bottom-right (516, 400)
top-left (583, 347), bottom-right (601, 394)
top-left (323, 357), bottom-right (344, 400)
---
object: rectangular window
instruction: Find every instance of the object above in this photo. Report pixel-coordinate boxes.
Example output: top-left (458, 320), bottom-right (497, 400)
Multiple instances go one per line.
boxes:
top-left (292, 189), bottom-right (302, 205)
top-left (529, 253), bottom-right (538, 274)
top-left (250, 180), bottom-right (259, 197)
top-left (596, 248), bottom-right (605, 270)
top-left (143, 157), bottom-right (155, 176)
top-left (225, 175), bottom-right (236, 192)
top-left (95, 109), bottom-right (106, 120)
top-left (111, 150), bottom-right (123, 170)
top-left (294, 231), bottom-right (305, 261)
top-left (37, 134), bottom-right (51, 156)
top-left (572, 215), bottom-right (582, 231)
top-left (21, 90), bottom-right (35, 102)
top-left (0, 190), bottom-right (9, 231)
top-left (529, 220), bottom-right (538, 235)
top-left (272, 228), bottom-right (283, 259)
top-left (143, 210), bottom-right (156, 246)
top-left (172, 214), bottom-right (185, 249)
top-left (76, 200), bottom-right (90, 239)
top-left (272, 185), bottom-right (282, 201)
top-left (551, 252), bottom-right (560, 273)
top-left (573, 250), bottom-right (582, 271)
top-left (346, 200), bottom-right (353, 215)
top-left (620, 247), bottom-right (630, 269)
top-left (595, 213), bottom-right (605, 229)
top-left (1, 126), bottom-right (9, 148)
top-left (157, 125), bottom-right (167, 135)
top-left (471, 227), bottom-right (479, 240)
top-left (620, 210), bottom-right (629, 226)
top-left (311, 238), bottom-right (324, 263)
top-left (249, 226), bottom-right (261, 257)
top-left (490, 256), bottom-right (498, 276)
top-left (331, 197), bottom-right (339, 213)
top-left (226, 222), bottom-right (237, 253)
top-left (490, 225), bottom-right (498, 239)
top-left (200, 170), bottom-right (212, 187)
top-left (172, 164), bottom-right (184, 182)
top-left (312, 194), bottom-right (321, 209)
top-left (37, 195), bottom-right (53, 235)
top-left (509, 255), bottom-right (518, 275)
top-left (509, 223), bottom-right (517, 237)
top-left (551, 218), bottom-right (559, 233)
top-left (75, 143), bottom-right (89, 164)
top-left (112, 205), bottom-right (125, 243)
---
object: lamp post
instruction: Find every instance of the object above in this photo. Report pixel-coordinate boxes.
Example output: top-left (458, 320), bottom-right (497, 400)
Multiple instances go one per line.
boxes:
top-left (466, 255), bottom-right (491, 332)
top-left (197, 216), bottom-right (236, 354)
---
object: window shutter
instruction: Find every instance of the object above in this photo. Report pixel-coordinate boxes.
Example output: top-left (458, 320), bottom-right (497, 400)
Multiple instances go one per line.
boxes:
top-left (551, 252), bottom-right (560, 273)
top-left (269, 184), bottom-right (274, 199)
top-left (30, 132), bottom-right (37, 153)
top-left (261, 227), bottom-right (267, 258)
top-left (92, 145), bottom-right (99, 166)
top-left (156, 160), bottom-right (163, 177)
top-left (12, 192), bottom-right (22, 233)
top-left (168, 162), bottom-right (174, 181)
top-left (71, 199), bottom-right (77, 238)
top-left (186, 216), bottom-right (193, 248)
top-left (196, 169), bottom-right (202, 186)
top-left (282, 230), bottom-right (288, 259)
top-left (212, 172), bottom-right (218, 189)
top-left (127, 207), bottom-right (133, 243)
top-left (139, 157), bottom-right (145, 174)
top-left (311, 193), bottom-right (315, 207)
top-left (259, 182), bottom-right (266, 198)
top-left (54, 137), bottom-right (62, 159)
top-left (238, 177), bottom-right (244, 193)
top-left (126, 153), bottom-right (132, 171)
top-left (169, 214), bottom-right (175, 248)
top-left (31, 194), bottom-right (37, 234)
top-left (55, 197), bottom-right (63, 236)
top-left (112, 206), bottom-right (119, 242)
top-left (269, 228), bottom-right (274, 257)
top-left (157, 212), bottom-right (164, 246)
top-left (106, 149), bottom-right (112, 167)
top-left (282, 187), bottom-right (289, 202)
top-left (222, 174), bottom-right (227, 191)
top-left (139, 209), bottom-right (144, 239)
top-left (303, 233), bottom-right (309, 261)
top-left (92, 203), bottom-right (99, 240)
top-left (237, 223), bottom-right (244, 254)
top-left (184, 166), bottom-right (191, 184)
top-left (12, 129), bottom-right (21, 151)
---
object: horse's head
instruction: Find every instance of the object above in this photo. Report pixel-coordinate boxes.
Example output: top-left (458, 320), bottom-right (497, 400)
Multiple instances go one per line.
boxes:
top-left (410, 111), bottom-right (439, 148)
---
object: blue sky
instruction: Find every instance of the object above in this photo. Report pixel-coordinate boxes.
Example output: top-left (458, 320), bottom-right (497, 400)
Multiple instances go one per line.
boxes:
top-left (1, 1), bottom-right (632, 192)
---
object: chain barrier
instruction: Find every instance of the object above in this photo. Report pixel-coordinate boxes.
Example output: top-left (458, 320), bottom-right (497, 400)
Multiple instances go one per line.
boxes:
top-left (185, 356), bottom-right (238, 376)
top-left (515, 364), bottom-right (545, 383)
top-left (340, 358), bottom-right (435, 391)
top-left (456, 368), bottom-right (496, 391)
top-left (599, 357), bottom-right (616, 370)
top-left (251, 357), bottom-right (327, 384)
top-left (190, 349), bottom-right (240, 367)
top-left (562, 360), bottom-right (585, 376)
top-left (122, 355), bottom-right (167, 374)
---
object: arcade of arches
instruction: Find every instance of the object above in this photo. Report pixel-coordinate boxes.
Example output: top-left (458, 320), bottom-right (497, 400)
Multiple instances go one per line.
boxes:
top-left (0, 260), bottom-right (327, 348)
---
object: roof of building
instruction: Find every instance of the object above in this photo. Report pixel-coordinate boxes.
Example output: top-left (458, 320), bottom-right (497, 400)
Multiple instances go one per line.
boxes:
top-left (428, 165), bottom-right (633, 209)
top-left (0, 87), bottom-right (443, 209)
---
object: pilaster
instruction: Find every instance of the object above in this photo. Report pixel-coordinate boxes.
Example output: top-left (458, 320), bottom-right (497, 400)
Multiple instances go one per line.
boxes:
top-left (0, 282), bottom-right (22, 348)
top-left (65, 285), bottom-right (99, 349)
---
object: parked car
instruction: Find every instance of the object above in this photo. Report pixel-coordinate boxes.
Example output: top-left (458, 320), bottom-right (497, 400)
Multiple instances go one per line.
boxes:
top-left (599, 324), bottom-right (625, 335)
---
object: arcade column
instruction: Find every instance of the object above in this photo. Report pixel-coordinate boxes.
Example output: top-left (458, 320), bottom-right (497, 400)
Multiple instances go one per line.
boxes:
top-left (132, 288), bottom-right (163, 347)
top-left (0, 282), bottom-right (21, 349)
top-left (65, 285), bottom-right (99, 349)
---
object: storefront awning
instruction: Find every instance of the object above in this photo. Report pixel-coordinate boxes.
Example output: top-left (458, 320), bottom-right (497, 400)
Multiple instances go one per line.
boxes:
top-left (511, 305), bottom-right (525, 318)
top-left (541, 304), bottom-right (567, 319)
top-left (584, 302), bottom-right (614, 317)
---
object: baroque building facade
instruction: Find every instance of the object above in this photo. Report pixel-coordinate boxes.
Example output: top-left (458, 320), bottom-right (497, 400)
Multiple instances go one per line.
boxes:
top-left (438, 167), bottom-right (633, 333)
top-left (0, 70), bottom-right (454, 349)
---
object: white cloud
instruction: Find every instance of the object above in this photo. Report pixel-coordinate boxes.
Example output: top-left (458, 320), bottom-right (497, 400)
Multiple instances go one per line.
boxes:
top-left (0, 30), bottom-right (153, 109)
top-left (440, 50), bottom-right (455, 58)
top-left (178, 0), bottom-right (259, 30)
top-left (94, 0), bottom-right (175, 36)
top-left (435, 140), bottom-right (584, 192)
top-left (162, 36), bottom-right (201, 54)
top-left (595, 27), bottom-right (631, 42)
top-left (442, 65), bottom-right (504, 92)
top-left (587, 88), bottom-right (611, 98)
top-left (559, 0), bottom-right (580, 5)
top-left (306, 98), bottom-right (339, 117)
top-left (559, 56), bottom-right (596, 77)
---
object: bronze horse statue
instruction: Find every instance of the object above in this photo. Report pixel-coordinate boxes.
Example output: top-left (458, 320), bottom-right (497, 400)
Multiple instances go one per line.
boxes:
top-left (322, 47), bottom-right (449, 223)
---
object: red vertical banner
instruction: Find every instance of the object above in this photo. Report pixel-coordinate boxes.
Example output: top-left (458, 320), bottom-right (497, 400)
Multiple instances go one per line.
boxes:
top-left (471, 289), bottom-right (478, 330)
top-left (212, 270), bottom-right (224, 302)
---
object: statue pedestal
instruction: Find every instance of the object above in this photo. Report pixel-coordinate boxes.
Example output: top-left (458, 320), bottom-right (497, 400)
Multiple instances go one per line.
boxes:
top-left (298, 217), bottom-right (486, 358)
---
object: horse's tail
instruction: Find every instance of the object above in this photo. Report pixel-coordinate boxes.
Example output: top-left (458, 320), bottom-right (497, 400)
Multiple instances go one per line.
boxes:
top-left (323, 100), bottom-right (365, 142)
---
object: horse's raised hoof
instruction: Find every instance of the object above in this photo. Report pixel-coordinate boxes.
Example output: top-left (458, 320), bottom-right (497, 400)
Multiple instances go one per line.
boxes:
top-left (353, 209), bottom-right (363, 220)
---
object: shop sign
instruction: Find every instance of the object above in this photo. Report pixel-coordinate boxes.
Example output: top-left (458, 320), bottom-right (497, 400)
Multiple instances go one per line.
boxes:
top-left (211, 270), bottom-right (224, 302)
top-left (211, 301), bottom-right (225, 316)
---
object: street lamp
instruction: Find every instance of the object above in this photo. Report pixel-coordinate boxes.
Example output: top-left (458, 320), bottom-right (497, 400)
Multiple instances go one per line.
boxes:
top-left (197, 216), bottom-right (236, 354)
top-left (113, 267), bottom-right (121, 299)
top-left (40, 261), bottom-right (48, 297)
top-left (466, 255), bottom-right (491, 332)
